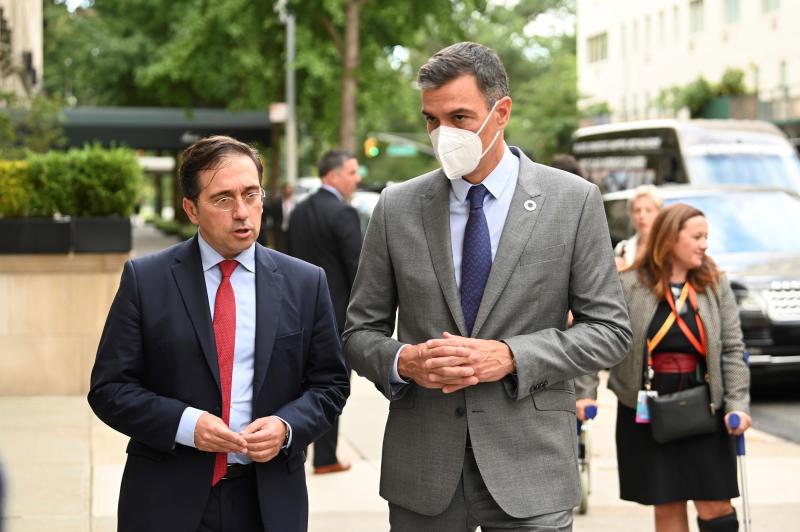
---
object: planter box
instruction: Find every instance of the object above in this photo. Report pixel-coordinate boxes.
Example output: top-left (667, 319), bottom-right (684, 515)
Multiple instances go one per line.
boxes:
top-left (72, 216), bottom-right (132, 253)
top-left (0, 218), bottom-right (72, 254)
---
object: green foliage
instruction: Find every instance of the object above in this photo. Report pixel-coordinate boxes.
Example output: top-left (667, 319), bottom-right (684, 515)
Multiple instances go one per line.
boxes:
top-left (0, 90), bottom-right (66, 159)
top-left (717, 67), bottom-right (748, 96)
top-left (659, 67), bottom-right (749, 118)
top-left (27, 146), bottom-right (143, 217)
top-left (0, 161), bottom-right (31, 217)
top-left (43, 0), bottom-right (579, 179)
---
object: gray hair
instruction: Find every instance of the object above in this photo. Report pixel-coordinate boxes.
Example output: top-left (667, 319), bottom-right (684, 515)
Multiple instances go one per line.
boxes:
top-left (318, 149), bottom-right (355, 178)
top-left (417, 42), bottom-right (509, 109)
top-left (627, 185), bottom-right (665, 212)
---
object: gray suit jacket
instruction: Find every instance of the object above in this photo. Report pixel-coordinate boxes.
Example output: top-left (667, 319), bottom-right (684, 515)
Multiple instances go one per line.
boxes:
top-left (575, 270), bottom-right (750, 414)
top-left (342, 148), bottom-right (632, 518)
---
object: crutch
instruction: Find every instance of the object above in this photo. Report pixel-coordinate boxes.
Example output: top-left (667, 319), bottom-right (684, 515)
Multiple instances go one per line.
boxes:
top-left (577, 404), bottom-right (598, 514)
top-left (728, 413), bottom-right (751, 532)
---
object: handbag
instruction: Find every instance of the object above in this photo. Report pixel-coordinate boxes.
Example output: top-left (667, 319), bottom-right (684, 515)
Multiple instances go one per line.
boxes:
top-left (648, 384), bottom-right (718, 443)
top-left (642, 283), bottom-right (718, 443)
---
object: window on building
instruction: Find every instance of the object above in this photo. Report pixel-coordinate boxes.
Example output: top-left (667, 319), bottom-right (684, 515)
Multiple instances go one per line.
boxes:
top-left (673, 5), bottom-right (681, 39)
top-left (725, 0), bottom-right (740, 23)
top-left (633, 20), bottom-right (639, 51)
top-left (690, 0), bottom-right (704, 33)
top-left (762, 0), bottom-right (780, 12)
top-left (587, 33), bottom-right (608, 63)
top-left (645, 15), bottom-right (651, 55)
top-left (659, 10), bottom-right (666, 43)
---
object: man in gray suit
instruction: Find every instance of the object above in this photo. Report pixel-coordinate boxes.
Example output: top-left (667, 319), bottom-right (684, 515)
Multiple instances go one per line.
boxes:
top-left (343, 42), bottom-right (632, 531)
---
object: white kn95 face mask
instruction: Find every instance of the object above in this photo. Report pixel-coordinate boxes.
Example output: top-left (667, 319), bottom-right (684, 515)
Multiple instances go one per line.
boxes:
top-left (429, 101), bottom-right (501, 180)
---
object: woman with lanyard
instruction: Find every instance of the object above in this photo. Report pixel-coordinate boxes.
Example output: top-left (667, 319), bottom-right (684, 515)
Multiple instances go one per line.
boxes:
top-left (576, 203), bottom-right (751, 532)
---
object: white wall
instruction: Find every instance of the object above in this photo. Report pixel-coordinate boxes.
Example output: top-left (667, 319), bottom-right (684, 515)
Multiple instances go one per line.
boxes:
top-left (577, 0), bottom-right (800, 122)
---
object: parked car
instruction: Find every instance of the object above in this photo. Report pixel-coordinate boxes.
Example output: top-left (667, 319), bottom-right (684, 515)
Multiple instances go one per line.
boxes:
top-left (604, 185), bottom-right (800, 377)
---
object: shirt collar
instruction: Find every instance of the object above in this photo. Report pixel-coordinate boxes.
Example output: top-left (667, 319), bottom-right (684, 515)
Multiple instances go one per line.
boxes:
top-left (450, 143), bottom-right (516, 203)
top-left (320, 184), bottom-right (344, 202)
top-left (197, 231), bottom-right (256, 273)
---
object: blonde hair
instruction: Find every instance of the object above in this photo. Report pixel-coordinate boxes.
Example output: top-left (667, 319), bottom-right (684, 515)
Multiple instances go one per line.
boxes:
top-left (627, 185), bottom-right (664, 213)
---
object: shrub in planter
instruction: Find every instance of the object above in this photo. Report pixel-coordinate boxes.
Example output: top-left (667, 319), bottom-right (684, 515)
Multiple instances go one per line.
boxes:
top-left (29, 146), bottom-right (143, 252)
top-left (0, 159), bottom-right (71, 253)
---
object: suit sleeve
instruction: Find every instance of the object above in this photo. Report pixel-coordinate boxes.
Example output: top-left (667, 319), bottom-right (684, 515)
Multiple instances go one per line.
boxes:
top-left (503, 186), bottom-right (632, 400)
top-left (333, 205), bottom-right (364, 290)
top-left (717, 275), bottom-right (750, 414)
top-left (342, 190), bottom-right (405, 400)
top-left (87, 261), bottom-right (189, 452)
top-left (273, 268), bottom-right (351, 451)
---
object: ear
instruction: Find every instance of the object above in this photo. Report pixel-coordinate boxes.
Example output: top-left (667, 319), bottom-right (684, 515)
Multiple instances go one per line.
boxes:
top-left (183, 197), bottom-right (200, 225)
top-left (495, 96), bottom-right (512, 128)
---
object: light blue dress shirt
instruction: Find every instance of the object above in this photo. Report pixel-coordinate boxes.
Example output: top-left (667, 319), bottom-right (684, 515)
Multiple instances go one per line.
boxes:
top-left (320, 183), bottom-right (344, 201)
top-left (175, 233), bottom-right (290, 463)
top-left (390, 144), bottom-right (520, 385)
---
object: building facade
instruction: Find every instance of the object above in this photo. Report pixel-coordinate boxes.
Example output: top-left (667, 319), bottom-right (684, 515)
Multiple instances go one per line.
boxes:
top-left (577, 0), bottom-right (800, 128)
top-left (0, 0), bottom-right (43, 96)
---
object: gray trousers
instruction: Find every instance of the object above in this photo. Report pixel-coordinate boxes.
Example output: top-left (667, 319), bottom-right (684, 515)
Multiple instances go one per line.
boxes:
top-left (389, 446), bottom-right (573, 532)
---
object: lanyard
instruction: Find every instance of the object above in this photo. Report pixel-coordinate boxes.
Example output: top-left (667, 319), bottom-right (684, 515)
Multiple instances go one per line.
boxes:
top-left (643, 282), bottom-right (707, 390)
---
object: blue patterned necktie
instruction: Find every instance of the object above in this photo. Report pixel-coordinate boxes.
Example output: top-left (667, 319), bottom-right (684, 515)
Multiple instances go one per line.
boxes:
top-left (461, 184), bottom-right (492, 336)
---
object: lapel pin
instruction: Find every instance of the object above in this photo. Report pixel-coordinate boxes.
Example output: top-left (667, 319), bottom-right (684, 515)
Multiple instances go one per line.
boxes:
top-left (524, 199), bottom-right (537, 211)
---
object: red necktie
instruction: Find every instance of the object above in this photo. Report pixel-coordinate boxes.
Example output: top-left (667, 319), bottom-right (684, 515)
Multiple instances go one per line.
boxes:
top-left (212, 259), bottom-right (238, 486)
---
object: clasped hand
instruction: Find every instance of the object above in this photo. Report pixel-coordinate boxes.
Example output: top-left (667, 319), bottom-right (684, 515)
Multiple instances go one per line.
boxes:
top-left (398, 331), bottom-right (515, 393)
top-left (194, 413), bottom-right (287, 462)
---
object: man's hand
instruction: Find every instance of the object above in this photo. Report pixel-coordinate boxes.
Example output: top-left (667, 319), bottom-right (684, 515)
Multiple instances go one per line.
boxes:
top-left (240, 416), bottom-right (288, 463)
top-left (576, 398), bottom-right (598, 421)
top-left (194, 412), bottom-right (248, 454)
top-left (424, 332), bottom-right (515, 393)
top-left (397, 341), bottom-right (478, 391)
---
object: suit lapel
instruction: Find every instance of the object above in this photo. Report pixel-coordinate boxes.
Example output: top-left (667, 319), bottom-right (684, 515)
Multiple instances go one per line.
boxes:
top-left (472, 152), bottom-right (544, 337)
top-left (171, 237), bottom-right (219, 390)
top-left (422, 173), bottom-right (468, 336)
top-left (253, 245), bottom-right (283, 401)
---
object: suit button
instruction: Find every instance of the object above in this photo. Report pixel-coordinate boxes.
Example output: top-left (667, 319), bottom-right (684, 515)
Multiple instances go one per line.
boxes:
top-left (455, 407), bottom-right (466, 417)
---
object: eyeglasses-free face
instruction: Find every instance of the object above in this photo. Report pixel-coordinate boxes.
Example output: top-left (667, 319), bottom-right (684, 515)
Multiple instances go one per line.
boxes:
top-left (182, 155), bottom-right (264, 259)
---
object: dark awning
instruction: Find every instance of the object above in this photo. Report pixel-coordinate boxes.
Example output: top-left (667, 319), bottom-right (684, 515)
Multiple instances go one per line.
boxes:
top-left (63, 107), bottom-right (271, 150)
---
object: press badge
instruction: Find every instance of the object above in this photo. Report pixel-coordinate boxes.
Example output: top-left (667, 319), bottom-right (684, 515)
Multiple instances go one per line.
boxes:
top-left (635, 390), bottom-right (659, 423)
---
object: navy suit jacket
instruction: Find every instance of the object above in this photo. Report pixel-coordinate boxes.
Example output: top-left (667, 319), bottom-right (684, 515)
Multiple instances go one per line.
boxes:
top-left (88, 237), bottom-right (350, 532)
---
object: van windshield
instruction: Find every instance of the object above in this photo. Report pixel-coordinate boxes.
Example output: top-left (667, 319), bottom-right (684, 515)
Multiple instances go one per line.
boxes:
top-left (666, 191), bottom-right (800, 255)
top-left (686, 153), bottom-right (800, 190)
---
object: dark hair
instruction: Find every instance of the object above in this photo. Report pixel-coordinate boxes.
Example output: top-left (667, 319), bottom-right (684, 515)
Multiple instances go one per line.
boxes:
top-left (550, 154), bottom-right (586, 178)
top-left (634, 203), bottom-right (719, 298)
top-left (317, 150), bottom-right (354, 178)
top-left (417, 42), bottom-right (509, 108)
top-left (179, 135), bottom-right (263, 200)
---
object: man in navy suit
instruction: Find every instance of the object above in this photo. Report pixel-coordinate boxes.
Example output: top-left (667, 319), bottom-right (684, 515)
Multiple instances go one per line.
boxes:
top-left (88, 135), bottom-right (350, 532)
top-left (288, 150), bottom-right (363, 474)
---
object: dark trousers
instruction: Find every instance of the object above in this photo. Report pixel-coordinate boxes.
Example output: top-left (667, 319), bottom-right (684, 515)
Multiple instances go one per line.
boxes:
top-left (198, 473), bottom-right (262, 532)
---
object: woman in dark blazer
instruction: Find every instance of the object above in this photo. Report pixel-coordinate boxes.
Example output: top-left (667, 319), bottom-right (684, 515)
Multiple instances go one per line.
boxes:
top-left (577, 203), bottom-right (751, 532)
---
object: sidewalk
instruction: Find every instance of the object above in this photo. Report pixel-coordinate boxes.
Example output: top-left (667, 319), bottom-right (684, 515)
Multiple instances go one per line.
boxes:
top-left (1, 223), bottom-right (799, 531)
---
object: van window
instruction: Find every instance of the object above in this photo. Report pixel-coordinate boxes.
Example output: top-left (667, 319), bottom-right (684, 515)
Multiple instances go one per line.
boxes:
top-left (685, 153), bottom-right (800, 190)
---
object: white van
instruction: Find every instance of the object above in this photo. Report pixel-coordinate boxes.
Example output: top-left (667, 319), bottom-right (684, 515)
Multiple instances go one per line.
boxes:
top-left (571, 119), bottom-right (800, 193)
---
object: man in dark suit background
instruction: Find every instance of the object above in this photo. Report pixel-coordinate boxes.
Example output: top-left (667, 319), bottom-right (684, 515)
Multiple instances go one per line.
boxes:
top-left (288, 150), bottom-right (363, 474)
top-left (88, 135), bottom-right (350, 532)
top-left (259, 183), bottom-right (295, 252)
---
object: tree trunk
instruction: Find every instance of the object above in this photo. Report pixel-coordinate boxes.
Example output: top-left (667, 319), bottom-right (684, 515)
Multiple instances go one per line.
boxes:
top-left (339, 0), bottom-right (362, 153)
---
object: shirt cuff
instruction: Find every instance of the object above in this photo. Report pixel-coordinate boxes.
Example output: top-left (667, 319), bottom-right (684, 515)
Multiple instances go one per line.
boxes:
top-left (175, 407), bottom-right (205, 448)
top-left (275, 416), bottom-right (293, 449)
top-left (390, 344), bottom-right (412, 396)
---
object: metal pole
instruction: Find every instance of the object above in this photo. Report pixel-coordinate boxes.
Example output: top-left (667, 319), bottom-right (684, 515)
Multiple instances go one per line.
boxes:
top-left (285, 13), bottom-right (297, 187)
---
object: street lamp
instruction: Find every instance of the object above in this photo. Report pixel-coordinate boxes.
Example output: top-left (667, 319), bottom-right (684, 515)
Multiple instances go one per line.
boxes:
top-left (275, 0), bottom-right (297, 187)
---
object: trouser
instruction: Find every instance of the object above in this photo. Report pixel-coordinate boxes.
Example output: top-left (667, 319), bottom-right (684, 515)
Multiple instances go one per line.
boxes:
top-left (197, 465), bottom-right (262, 532)
top-left (389, 446), bottom-right (573, 532)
